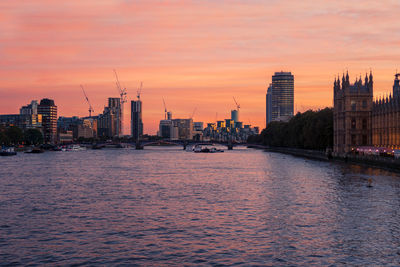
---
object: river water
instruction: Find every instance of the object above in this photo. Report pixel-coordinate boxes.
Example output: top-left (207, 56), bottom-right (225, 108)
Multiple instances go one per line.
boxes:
top-left (0, 147), bottom-right (399, 266)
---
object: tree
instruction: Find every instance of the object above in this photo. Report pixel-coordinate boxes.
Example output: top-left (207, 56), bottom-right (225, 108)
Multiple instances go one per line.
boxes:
top-left (24, 128), bottom-right (44, 145)
top-left (5, 126), bottom-right (24, 145)
top-left (0, 131), bottom-right (9, 146)
top-left (256, 108), bottom-right (333, 150)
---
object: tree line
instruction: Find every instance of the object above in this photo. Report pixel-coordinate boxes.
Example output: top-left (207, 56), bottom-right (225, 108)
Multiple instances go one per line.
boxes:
top-left (248, 108), bottom-right (333, 150)
top-left (0, 126), bottom-right (43, 146)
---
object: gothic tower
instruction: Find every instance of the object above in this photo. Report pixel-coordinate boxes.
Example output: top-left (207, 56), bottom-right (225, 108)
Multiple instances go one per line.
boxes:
top-left (333, 71), bottom-right (373, 154)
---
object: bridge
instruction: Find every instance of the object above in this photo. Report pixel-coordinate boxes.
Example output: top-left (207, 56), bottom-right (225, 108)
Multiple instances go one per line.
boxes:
top-left (137, 140), bottom-right (240, 150)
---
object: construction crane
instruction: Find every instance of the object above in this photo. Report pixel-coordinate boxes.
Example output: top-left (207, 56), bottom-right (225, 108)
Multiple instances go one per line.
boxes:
top-left (233, 96), bottom-right (240, 111)
top-left (113, 69), bottom-right (127, 136)
top-left (190, 107), bottom-right (197, 119)
top-left (113, 69), bottom-right (127, 103)
top-left (162, 97), bottom-right (167, 120)
top-left (80, 85), bottom-right (94, 117)
top-left (137, 81), bottom-right (143, 100)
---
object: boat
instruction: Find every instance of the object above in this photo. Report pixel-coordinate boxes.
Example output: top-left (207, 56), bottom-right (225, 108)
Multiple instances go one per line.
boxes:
top-left (25, 147), bottom-right (44, 154)
top-left (92, 144), bottom-right (104, 150)
top-left (193, 144), bottom-right (224, 153)
top-left (67, 145), bottom-right (86, 151)
top-left (0, 147), bottom-right (17, 156)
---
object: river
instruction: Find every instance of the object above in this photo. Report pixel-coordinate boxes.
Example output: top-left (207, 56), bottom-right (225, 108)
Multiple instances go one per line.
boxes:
top-left (0, 147), bottom-right (399, 265)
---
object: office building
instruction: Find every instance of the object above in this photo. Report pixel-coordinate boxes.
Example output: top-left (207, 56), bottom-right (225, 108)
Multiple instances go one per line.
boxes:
top-left (20, 100), bottom-right (42, 129)
top-left (158, 113), bottom-right (193, 140)
top-left (0, 114), bottom-right (31, 129)
top-left (38, 98), bottom-right (57, 144)
top-left (97, 98), bottom-right (121, 138)
top-left (131, 100), bottom-right (143, 141)
top-left (266, 83), bottom-right (272, 126)
top-left (173, 119), bottom-right (193, 140)
top-left (231, 110), bottom-right (239, 123)
top-left (270, 71), bottom-right (294, 122)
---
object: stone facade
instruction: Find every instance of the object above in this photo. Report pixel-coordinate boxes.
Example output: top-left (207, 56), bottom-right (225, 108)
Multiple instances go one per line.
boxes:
top-left (333, 72), bottom-right (373, 154)
top-left (372, 74), bottom-right (400, 148)
top-left (334, 71), bottom-right (400, 154)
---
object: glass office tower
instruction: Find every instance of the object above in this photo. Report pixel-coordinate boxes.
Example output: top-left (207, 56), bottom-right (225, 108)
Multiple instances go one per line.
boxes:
top-left (271, 72), bottom-right (294, 122)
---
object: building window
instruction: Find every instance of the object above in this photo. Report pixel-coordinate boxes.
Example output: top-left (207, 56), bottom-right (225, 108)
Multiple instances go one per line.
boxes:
top-left (351, 134), bottom-right (356, 145)
top-left (362, 100), bottom-right (367, 109)
top-left (351, 101), bottom-right (356, 111)
top-left (362, 119), bottom-right (367, 130)
top-left (338, 102), bottom-right (342, 111)
top-left (351, 118), bottom-right (356, 129)
top-left (362, 135), bottom-right (367, 145)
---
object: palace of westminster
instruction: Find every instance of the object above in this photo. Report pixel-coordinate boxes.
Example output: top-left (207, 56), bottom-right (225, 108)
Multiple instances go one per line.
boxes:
top-left (333, 71), bottom-right (400, 154)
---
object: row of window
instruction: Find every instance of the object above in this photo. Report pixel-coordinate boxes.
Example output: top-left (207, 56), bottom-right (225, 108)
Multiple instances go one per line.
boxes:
top-left (337, 100), bottom-right (368, 111)
top-left (351, 118), bottom-right (368, 130)
top-left (351, 134), bottom-right (368, 145)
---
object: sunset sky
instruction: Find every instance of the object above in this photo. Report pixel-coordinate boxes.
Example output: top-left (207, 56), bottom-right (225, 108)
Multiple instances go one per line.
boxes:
top-left (1, 0), bottom-right (400, 134)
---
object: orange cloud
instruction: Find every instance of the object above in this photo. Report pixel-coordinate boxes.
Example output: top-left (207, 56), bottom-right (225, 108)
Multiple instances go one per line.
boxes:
top-left (1, 0), bottom-right (400, 134)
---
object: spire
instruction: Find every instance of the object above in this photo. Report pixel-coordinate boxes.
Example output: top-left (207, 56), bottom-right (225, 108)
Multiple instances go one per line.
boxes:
top-left (346, 70), bottom-right (349, 83)
top-left (368, 70), bottom-right (373, 92)
top-left (342, 73), bottom-right (346, 89)
top-left (365, 73), bottom-right (368, 86)
top-left (394, 71), bottom-right (400, 98)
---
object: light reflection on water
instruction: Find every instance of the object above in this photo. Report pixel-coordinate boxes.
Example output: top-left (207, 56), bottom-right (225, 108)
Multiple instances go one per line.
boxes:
top-left (0, 147), bottom-right (399, 265)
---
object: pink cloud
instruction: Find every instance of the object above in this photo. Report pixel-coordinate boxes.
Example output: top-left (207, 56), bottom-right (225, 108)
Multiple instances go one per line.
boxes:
top-left (1, 0), bottom-right (400, 134)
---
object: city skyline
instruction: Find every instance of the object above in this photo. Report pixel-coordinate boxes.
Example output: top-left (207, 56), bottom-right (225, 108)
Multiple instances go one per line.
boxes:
top-left (1, 1), bottom-right (400, 134)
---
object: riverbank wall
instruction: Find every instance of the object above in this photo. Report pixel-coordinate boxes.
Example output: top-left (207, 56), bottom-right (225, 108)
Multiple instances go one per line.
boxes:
top-left (247, 144), bottom-right (400, 172)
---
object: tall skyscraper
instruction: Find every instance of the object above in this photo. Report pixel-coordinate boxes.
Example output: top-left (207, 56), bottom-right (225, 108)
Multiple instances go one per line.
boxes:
top-left (266, 83), bottom-right (272, 126)
top-left (231, 110), bottom-right (239, 123)
top-left (131, 100), bottom-right (143, 141)
top-left (97, 98), bottom-right (121, 138)
top-left (108, 97), bottom-right (122, 136)
top-left (38, 98), bottom-right (57, 144)
top-left (270, 71), bottom-right (294, 122)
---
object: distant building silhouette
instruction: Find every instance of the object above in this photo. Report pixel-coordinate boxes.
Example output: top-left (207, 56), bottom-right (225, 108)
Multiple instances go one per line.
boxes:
top-left (0, 100), bottom-right (43, 130)
top-left (266, 83), bottom-right (272, 126)
top-left (157, 112), bottom-right (193, 140)
top-left (38, 98), bottom-right (57, 144)
top-left (98, 98), bottom-right (121, 138)
top-left (231, 110), bottom-right (238, 123)
top-left (20, 100), bottom-right (42, 129)
top-left (131, 100), bottom-right (143, 141)
top-left (57, 116), bottom-right (97, 142)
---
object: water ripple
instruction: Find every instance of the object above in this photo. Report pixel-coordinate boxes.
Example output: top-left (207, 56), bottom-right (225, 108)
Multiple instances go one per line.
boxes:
top-left (0, 147), bottom-right (399, 265)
